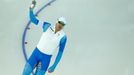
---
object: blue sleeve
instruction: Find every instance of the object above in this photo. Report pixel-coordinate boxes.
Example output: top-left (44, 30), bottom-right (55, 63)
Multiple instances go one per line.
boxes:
top-left (29, 9), bottom-right (39, 25)
top-left (42, 22), bottom-right (51, 32)
top-left (30, 10), bottom-right (51, 32)
top-left (59, 35), bottom-right (67, 52)
top-left (52, 35), bottom-right (67, 68)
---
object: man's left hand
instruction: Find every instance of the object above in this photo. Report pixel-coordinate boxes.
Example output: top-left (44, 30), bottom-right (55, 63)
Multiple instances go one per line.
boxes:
top-left (48, 66), bottom-right (56, 73)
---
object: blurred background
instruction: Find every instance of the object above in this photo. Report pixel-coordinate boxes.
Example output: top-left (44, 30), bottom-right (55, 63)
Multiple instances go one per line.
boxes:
top-left (0, 0), bottom-right (134, 75)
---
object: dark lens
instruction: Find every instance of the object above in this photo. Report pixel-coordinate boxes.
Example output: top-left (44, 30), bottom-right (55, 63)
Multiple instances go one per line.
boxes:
top-left (58, 21), bottom-right (65, 26)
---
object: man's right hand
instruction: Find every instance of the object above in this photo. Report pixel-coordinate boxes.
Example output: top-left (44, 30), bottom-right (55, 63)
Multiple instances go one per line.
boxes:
top-left (30, 0), bottom-right (36, 10)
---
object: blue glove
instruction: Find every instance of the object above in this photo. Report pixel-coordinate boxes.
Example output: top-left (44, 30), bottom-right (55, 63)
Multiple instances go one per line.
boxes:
top-left (48, 66), bottom-right (56, 73)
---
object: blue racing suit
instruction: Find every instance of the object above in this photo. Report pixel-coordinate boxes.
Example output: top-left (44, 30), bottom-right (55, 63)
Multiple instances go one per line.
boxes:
top-left (22, 9), bottom-right (67, 75)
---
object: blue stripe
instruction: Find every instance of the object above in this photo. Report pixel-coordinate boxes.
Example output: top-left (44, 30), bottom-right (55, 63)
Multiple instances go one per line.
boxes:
top-left (43, 22), bottom-right (51, 32)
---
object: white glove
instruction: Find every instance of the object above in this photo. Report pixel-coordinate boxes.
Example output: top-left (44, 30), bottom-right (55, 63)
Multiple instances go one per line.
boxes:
top-left (30, 0), bottom-right (36, 10)
top-left (30, 4), bottom-right (35, 9)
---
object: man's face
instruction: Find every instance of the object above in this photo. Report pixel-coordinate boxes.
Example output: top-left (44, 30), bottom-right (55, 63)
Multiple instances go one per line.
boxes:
top-left (55, 22), bottom-right (64, 32)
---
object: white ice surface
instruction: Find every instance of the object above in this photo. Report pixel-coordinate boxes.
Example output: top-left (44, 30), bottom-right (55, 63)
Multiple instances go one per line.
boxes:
top-left (0, 0), bottom-right (134, 75)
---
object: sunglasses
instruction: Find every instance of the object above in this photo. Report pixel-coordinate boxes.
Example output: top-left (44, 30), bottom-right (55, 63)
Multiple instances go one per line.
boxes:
top-left (58, 21), bottom-right (65, 26)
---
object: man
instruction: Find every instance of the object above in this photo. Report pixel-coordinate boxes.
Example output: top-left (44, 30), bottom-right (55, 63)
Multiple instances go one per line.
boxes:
top-left (22, 0), bottom-right (67, 75)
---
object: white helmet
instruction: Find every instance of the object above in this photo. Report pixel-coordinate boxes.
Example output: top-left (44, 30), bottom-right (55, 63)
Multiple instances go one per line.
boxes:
top-left (57, 17), bottom-right (67, 26)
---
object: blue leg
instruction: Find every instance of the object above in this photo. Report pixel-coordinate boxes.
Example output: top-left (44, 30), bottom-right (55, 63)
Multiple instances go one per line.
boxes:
top-left (22, 63), bottom-right (33, 75)
top-left (22, 48), bottom-right (39, 75)
top-left (35, 69), bottom-right (46, 75)
top-left (35, 50), bottom-right (52, 75)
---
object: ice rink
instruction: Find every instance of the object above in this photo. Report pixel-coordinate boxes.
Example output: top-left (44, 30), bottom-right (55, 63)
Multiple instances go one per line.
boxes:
top-left (0, 0), bottom-right (134, 75)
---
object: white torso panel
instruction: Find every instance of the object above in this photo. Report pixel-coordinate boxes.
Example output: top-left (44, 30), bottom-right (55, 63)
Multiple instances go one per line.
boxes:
top-left (37, 25), bottom-right (65, 55)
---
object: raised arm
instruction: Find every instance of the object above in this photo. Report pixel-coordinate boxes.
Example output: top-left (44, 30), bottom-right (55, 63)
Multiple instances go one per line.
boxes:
top-left (48, 35), bottom-right (67, 73)
top-left (29, 0), bottom-right (51, 31)
top-left (29, 9), bottom-right (39, 25)
top-left (29, 0), bottom-right (39, 25)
